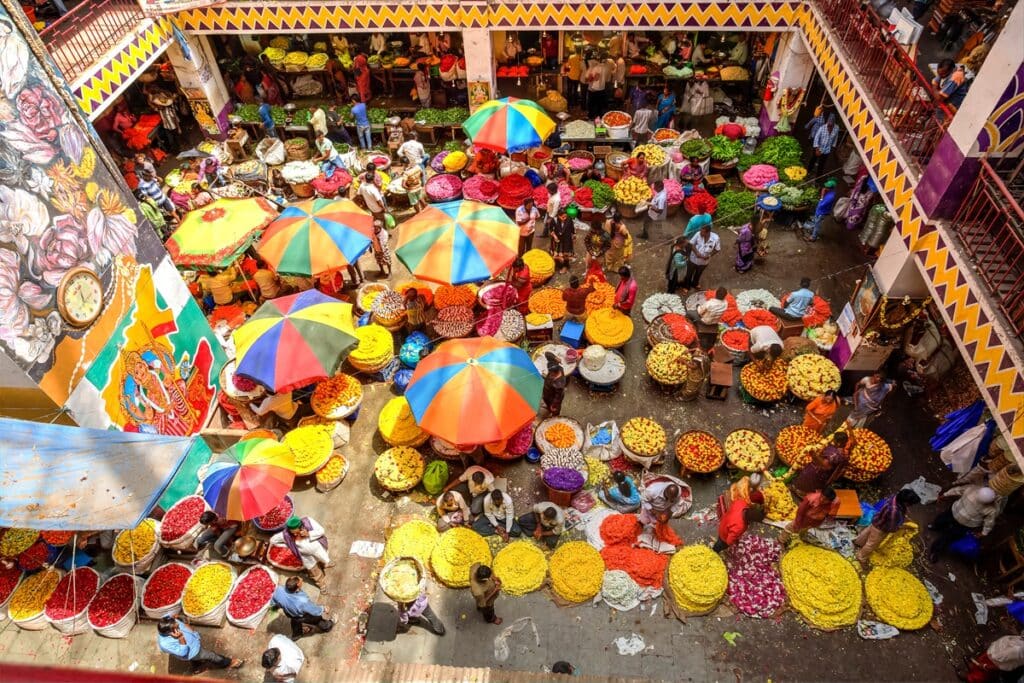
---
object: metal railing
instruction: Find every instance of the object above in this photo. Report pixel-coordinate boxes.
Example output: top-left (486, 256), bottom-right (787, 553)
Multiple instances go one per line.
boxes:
top-left (950, 161), bottom-right (1024, 338)
top-left (813, 0), bottom-right (953, 173)
top-left (38, 0), bottom-right (147, 81)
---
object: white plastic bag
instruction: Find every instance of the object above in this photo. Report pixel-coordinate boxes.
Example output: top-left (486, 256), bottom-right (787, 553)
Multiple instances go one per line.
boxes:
top-left (584, 421), bottom-right (621, 461)
top-left (493, 616), bottom-right (539, 662)
top-left (256, 138), bottom-right (286, 166)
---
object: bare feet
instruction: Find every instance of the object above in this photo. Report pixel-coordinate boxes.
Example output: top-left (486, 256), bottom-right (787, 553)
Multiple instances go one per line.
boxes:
top-left (493, 617), bottom-right (503, 625)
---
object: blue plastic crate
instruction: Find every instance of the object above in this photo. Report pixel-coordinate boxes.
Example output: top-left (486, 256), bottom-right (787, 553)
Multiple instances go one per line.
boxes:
top-left (560, 320), bottom-right (585, 348)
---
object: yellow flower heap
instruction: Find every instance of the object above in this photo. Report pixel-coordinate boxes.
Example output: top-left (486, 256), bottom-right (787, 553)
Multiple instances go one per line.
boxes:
top-left (787, 354), bottom-right (841, 400)
top-left (347, 324), bottom-right (394, 372)
top-left (780, 544), bottom-right (862, 629)
top-left (430, 528), bottom-right (491, 588)
top-left (585, 282), bottom-right (616, 311)
top-left (865, 567), bottom-right (933, 630)
top-left (549, 541), bottom-right (604, 603)
top-left (584, 457), bottom-right (611, 487)
top-left (492, 541), bottom-right (548, 596)
top-left (374, 447), bottom-right (425, 492)
top-left (632, 143), bottom-right (667, 167)
top-left (112, 519), bottom-right (157, 564)
top-left (182, 563), bottom-right (233, 616)
top-left (585, 308), bottom-right (634, 347)
top-left (740, 360), bottom-right (789, 402)
top-left (523, 249), bottom-right (555, 284)
top-left (870, 525), bottom-right (916, 568)
top-left (775, 425), bottom-right (819, 467)
top-left (311, 373), bottom-right (363, 418)
top-left (8, 569), bottom-right (60, 621)
top-left (315, 454), bottom-right (347, 484)
top-left (378, 396), bottom-right (428, 447)
top-left (283, 423), bottom-right (335, 475)
top-left (761, 479), bottom-right (797, 521)
top-left (668, 545), bottom-right (728, 613)
top-left (621, 417), bottom-right (667, 457)
top-left (646, 342), bottom-right (691, 384)
top-left (0, 528), bottom-right (39, 557)
top-left (384, 519), bottom-right (439, 567)
top-left (612, 176), bottom-right (652, 204)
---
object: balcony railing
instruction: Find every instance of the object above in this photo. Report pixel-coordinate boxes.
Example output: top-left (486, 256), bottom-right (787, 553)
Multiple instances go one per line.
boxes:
top-left (950, 161), bottom-right (1024, 338)
top-left (814, 0), bottom-right (952, 173)
top-left (38, 0), bottom-right (146, 82)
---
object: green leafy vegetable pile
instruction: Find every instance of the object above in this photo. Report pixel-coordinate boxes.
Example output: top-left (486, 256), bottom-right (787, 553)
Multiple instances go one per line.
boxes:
top-left (714, 189), bottom-right (757, 225)
top-left (708, 135), bottom-right (743, 162)
top-left (583, 179), bottom-right (615, 209)
top-left (679, 138), bottom-right (712, 159)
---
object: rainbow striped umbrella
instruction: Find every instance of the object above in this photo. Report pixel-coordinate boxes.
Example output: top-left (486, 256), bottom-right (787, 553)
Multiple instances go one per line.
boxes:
top-left (462, 97), bottom-right (556, 153)
top-left (395, 200), bottom-right (519, 285)
top-left (233, 290), bottom-right (357, 392)
top-left (256, 198), bottom-right (374, 276)
top-left (406, 337), bottom-right (542, 446)
top-left (202, 438), bottom-right (295, 521)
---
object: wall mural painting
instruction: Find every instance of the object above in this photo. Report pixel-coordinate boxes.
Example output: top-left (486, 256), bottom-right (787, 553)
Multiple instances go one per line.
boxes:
top-left (0, 7), bottom-right (166, 394)
top-left (68, 257), bottom-right (225, 435)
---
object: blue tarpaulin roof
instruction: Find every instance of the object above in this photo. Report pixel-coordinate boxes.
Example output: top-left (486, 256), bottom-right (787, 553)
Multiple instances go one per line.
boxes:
top-left (0, 417), bottom-right (199, 531)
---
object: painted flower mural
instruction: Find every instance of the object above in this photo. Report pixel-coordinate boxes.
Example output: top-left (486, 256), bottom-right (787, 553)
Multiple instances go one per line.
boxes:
top-left (0, 12), bottom-right (147, 371)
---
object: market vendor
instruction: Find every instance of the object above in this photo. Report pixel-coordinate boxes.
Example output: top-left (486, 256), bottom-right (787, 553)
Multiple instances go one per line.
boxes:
top-left (770, 277), bottom-right (815, 322)
top-left (517, 502), bottom-right (565, 549)
top-left (402, 164), bottom-right (427, 212)
top-left (189, 184), bottom-right (214, 210)
top-left (435, 491), bottom-right (471, 532)
top-left (712, 496), bottom-right (764, 552)
top-left (791, 431), bottom-right (851, 498)
top-left (726, 473), bottom-right (765, 506)
top-left (371, 221), bottom-right (392, 278)
top-left (270, 516), bottom-right (333, 590)
top-left (714, 117), bottom-right (747, 141)
top-left (604, 214), bottom-right (632, 273)
top-left (781, 487), bottom-right (840, 543)
top-left (324, 105), bottom-right (352, 145)
top-left (251, 388), bottom-right (298, 425)
top-left (622, 151), bottom-right (648, 181)
top-left (314, 133), bottom-right (347, 179)
top-left (507, 257), bottom-right (532, 314)
top-left (353, 54), bottom-right (371, 103)
top-left (847, 372), bottom-right (895, 428)
top-left (414, 64), bottom-right (431, 107)
top-left (683, 210), bottom-right (712, 239)
top-left (396, 588), bottom-right (446, 635)
top-left (398, 132), bottom-right (427, 170)
top-left (442, 465), bottom-right (495, 515)
top-left (197, 155), bottom-right (224, 188)
top-left (679, 158), bottom-right (705, 194)
top-left (638, 475), bottom-right (688, 551)
top-left (473, 490), bottom-right (520, 541)
top-left (550, 207), bottom-right (575, 273)
top-left (854, 489), bottom-right (921, 569)
top-left (803, 390), bottom-right (839, 433)
top-left (541, 354), bottom-right (567, 416)
top-left (927, 484), bottom-right (1002, 563)
top-left (541, 32), bottom-right (558, 70)
top-left (562, 276), bottom-right (595, 323)
top-left (686, 286), bottom-right (728, 326)
top-left (404, 288), bottom-right (426, 332)
top-left (599, 471), bottom-right (641, 512)
top-left (195, 512), bottom-right (242, 558)
top-left (655, 84), bottom-right (677, 130)
top-left (614, 266), bottom-right (638, 316)
top-left (515, 197), bottom-right (540, 255)
top-left (358, 163), bottom-right (388, 227)
top-left (748, 325), bottom-right (783, 369)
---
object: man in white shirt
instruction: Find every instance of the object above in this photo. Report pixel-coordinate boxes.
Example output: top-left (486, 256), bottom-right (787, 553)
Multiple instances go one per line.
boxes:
top-left (642, 180), bottom-right (667, 240)
top-left (586, 58), bottom-right (608, 118)
top-left (682, 223), bottom-right (720, 291)
top-left (262, 634), bottom-right (304, 683)
top-left (270, 517), bottom-right (332, 588)
top-left (748, 324), bottom-right (784, 368)
top-left (473, 489), bottom-right (519, 541)
top-left (687, 286), bottom-right (729, 326)
top-left (631, 95), bottom-right (655, 142)
top-left (542, 182), bottom-right (560, 238)
top-left (961, 635), bottom-right (1024, 681)
top-left (358, 165), bottom-right (387, 226)
top-left (442, 465), bottom-right (495, 515)
top-left (397, 132), bottom-right (426, 169)
top-left (515, 197), bottom-right (540, 255)
top-left (309, 106), bottom-right (328, 138)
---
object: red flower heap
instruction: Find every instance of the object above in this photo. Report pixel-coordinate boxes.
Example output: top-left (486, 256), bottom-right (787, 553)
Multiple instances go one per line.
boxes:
top-left (160, 496), bottom-right (206, 542)
top-left (0, 565), bottom-right (22, 605)
top-left (88, 574), bottom-right (137, 628)
top-left (17, 540), bottom-right (49, 571)
top-left (254, 497), bottom-right (293, 531)
top-left (268, 545), bottom-right (303, 569)
top-left (44, 568), bottom-right (99, 621)
top-left (227, 567), bottom-right (276, 620)
top-left (142, 564), bottom-right (192, 610)
top-left (742, 308), bottom-right (780, 331)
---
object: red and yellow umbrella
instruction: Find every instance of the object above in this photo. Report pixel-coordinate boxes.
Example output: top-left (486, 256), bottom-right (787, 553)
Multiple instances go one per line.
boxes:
top-left (405, 337), bottom-right (542, 446)
top-left (201, 438), bottom-right (295, 521)
top-left (395, 200), bottom-right (519, 285)
top-left (256, 198), bottom-right (374, 276)
top-left (165, 197), bottom-right (279, 268)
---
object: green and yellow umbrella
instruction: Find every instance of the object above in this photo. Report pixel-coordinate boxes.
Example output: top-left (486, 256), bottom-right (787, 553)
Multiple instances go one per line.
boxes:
top-left (462, 97), bottom-right (556, 153)
top-left (233, 290), bottom-right (357, 392)
top-left (256, 198), bottom-right (374, 276)
top-left (165, 197), bottom-right (279, 268)
top-left (395, 200), bottom-right (519, 285)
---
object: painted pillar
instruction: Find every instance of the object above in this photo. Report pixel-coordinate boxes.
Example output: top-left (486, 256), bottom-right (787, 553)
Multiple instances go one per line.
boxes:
top-left (915, 2), bottom-right (1024, 218)
top-left (462, 27), bottom-right (495, 110)
top-left (165, 27), bottom-right (232, 136)
top-left (764, 31), bottom-right (816, 123)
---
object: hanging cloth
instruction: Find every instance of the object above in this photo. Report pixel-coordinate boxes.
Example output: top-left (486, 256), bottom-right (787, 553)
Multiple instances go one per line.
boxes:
top-left (929, 400), bottom-right (984, 451)
top-left (939, 424), bottom-right (986, 474)
top-left (973, 419), bottom-right (997, 469)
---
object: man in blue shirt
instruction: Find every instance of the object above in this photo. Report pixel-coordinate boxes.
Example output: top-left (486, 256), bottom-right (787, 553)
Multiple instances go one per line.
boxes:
top-left (350, 94), bottom-right (372, 150)
top-left (808, 117), bottom-right (839, 175)
top-left (771, 277), bottom-right (816, 321)
top-left (273, 576), bottom-right (334, 640)
top-left (258, 100), bottom-right (277, 139)
top-left (157, 615), bottom-right (243, 673)
top-left (804, 178), bottom-right (837, 242)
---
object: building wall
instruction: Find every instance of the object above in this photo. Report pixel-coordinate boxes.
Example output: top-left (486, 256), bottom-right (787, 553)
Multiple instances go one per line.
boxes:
top-left (0, 2), bottom-right (224, 434)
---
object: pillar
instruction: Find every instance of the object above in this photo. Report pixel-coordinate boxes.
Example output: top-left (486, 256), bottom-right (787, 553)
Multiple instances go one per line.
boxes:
top-left (763, 31), bottom-right (816, 125)
top-left (915, 2), bottom-right (1024, 218)
top-left (166, 27), bottom-right (232, 136)
top-left (462, 27), bottom-right (495, 110)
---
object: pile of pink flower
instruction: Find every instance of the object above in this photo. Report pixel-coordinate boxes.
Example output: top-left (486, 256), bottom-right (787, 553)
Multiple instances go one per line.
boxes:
top-left (567, 156), bottom-right (593, 171)
top-left (659, 179), bottom-right (684, 205)
top-left (683, 190), bottom-right (717, 215)
top-left (532, 182), bottom-right (574, 209)
top-left (425, 174), bottom-right (463, 202)
top-left (724, 534), bottom-right (786, 618)
top-left (742, 164), bottom-right (779, 190)
top-left (310, 170), bottom-right (353, 196)
top-left (462, 175), bottom-right (500, 203)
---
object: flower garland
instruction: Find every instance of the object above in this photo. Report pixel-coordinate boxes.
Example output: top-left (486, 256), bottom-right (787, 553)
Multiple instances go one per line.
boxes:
top-left (549, 541), bottom-right (604, 602)
top-left (668, 545), bottom-right (728, 613)
top-left (780, 544), bottom-right (862, 629)
top-left (492, 542), bottom-right (547, 596)
top-left (864, 567), bottom-right (933, 630)
top-left (877, 295), bottom-right (931, 330)
top-left (384, 520), bottom-right (439, 567)
top-left (430, 528), bottom-right (491, 588)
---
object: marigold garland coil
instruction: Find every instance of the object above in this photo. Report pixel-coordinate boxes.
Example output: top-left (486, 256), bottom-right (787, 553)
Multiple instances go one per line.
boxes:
top-left (374, 447), bottom-right (425, 491)
top-left (762, 480), bottom-right (797, 521)
top-left (544, 423), bottom-right (577, 449)
top-left (430, 528), bottom-right (491, 588)
top-left (522, 249), bottom-right (555, 283)
top-left (585, 308), bottom-right (634, 347)
top-left (584, 282), bottom-right (616, 312)
top-left (668, 545), bottom-right (728, 612)
top-left (378, 396), bottom-right (428, 447)
top-left (529, 288), bottom-right (567, 319)
top-left (8, 569), bottom-right (60, 621)
top-left (780, 544), bottom-right (862, 629)
top-left (434, 284), bottom-right (477, 309)
top-left (0, 529), bottom-right (39, 557)
top-left (283, 423), bottom-right (335, 474)
top-left (549, 541), bottom-right (604, 602)
top-left (864, 567), bottom-right (933, 630)
top-left (384, 520), bottom-right (439, 567)
top-left (311, 373), bottom-right (363, 418)
top-left (348, 324), bottom-right (394, 371)
top-left (492, 541), bottom-right (548, 596)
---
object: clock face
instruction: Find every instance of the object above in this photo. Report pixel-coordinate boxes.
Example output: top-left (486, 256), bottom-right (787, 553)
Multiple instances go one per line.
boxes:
top-left (58, 267), bottom-right (103, 327)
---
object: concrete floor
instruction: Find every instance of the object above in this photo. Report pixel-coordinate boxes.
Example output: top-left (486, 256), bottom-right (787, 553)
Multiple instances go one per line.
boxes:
top-left (0, 132), bottom-right (1009, 681)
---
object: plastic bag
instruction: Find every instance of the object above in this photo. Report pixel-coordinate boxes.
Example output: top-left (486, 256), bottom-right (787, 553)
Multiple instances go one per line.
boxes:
top-left (422, 460), bottom-right (449, 495)
top-left (493, 617), bottom-right (539, 662)
top-left (256, 138), bottom-right (285, 166)
top-left (832, 197), bottom-right (850, 220)
top-left (949, 533), bottom-right (981, 560)
top-left (584, 421), bottom-right (621, 461)
top-left (903, 476), bottom-right (942, 506)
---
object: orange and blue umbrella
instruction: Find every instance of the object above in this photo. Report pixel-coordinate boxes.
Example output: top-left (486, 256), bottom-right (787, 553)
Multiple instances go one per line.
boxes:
top-left (406, 337), bottom-right (542, 447)
top-left (233, 290), bottom-right (357, 392)
top-left (201, 438), bottom-right (295, 521)
top-left (256, 198), bottom-right (374, 277)
top-left (395, 200), bottom-right (519, 285)
top-left (462, 97), bottom-right (556, 153)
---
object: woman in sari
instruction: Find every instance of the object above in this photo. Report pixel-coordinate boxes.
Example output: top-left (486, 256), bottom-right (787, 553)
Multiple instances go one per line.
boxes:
top-left (734, 223), bottom-right (755, 273)
top-left (604, 215), bottom-right (632, 272)
top-left (844, 174), bottom-right (877, 231)
top-left (792, 431), bottom-right (851, 497)
top-left (353, 53), bottom-right (372, 103)
top-left (655, 84), bottom-right (676, 130)
top-left (803, 390), bottom-right (838, 433)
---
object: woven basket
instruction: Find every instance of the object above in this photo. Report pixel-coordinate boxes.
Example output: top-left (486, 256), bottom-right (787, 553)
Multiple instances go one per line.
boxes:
top-left (285, 139), bottom-right (311, 161)
top-left (674, 430), bottom-right (725, 474)
top-left (290, 181), bottom-right (314, 198)
top-left (723, 428), bottom-right (774, 471)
